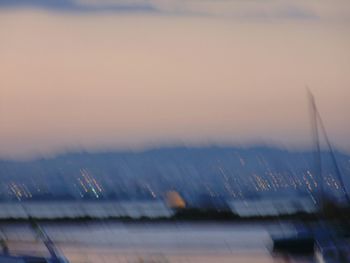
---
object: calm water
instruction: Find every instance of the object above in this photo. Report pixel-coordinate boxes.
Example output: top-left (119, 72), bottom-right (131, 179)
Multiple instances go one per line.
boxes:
top-left (0, 222), bottom-right (314, 263)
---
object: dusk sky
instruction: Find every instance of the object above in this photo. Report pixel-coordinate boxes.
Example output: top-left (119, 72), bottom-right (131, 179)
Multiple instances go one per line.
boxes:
top-left (0, 0), bottom-right (349, 158)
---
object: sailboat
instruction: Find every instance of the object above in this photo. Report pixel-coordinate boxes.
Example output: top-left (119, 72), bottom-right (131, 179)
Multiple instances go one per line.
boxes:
top-left (272, 90), bottom-right (350, 261)
top-left (0, 219), bottom-right (69, 262)
top-left (308, 91), bottom-right (350, 262)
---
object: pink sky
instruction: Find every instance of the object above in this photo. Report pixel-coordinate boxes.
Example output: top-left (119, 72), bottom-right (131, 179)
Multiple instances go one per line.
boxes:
top-left (0, 1), bottom-right (349, 158)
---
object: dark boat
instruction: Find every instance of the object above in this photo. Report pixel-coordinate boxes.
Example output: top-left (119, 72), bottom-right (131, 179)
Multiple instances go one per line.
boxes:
top-left (0, 254), bottom-right (66, 263)
top-left (0, 248), bottom-right (69, 263)
top-left (314, 239), bottom-right (350, 263)
top-left (272, 229), bottom-right (315, 255)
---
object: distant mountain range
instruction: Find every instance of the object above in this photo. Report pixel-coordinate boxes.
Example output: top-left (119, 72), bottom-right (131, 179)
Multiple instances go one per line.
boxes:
top-left (0, 146), bottom-right (349, 203)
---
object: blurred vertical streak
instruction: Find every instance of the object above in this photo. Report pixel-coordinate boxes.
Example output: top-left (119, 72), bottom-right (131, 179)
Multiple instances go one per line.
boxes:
top-left (307, 89), bottom-right (323, 208)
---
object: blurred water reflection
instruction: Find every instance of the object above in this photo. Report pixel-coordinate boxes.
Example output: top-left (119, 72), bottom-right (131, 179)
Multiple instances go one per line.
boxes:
top-left (0, 222), bottom-right (314, 263)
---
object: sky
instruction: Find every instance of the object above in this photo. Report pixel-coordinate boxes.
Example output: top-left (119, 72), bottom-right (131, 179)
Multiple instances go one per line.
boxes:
top-left (0, 0), bottom-right (349, 158)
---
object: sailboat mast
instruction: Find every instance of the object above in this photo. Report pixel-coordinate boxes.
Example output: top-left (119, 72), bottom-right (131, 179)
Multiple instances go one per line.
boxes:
top-left (315, 107), bottom-right (350, 204)
top-left (308, 89), bottom-right (349, 206)
top-left (308, 90), bottom-right (323, 208)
